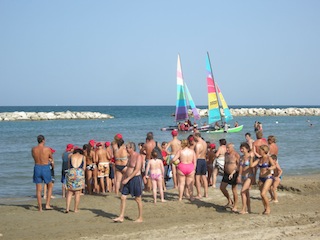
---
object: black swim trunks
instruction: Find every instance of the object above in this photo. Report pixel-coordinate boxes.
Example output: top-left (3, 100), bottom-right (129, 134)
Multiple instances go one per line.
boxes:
top-left (195, 159), bottom-right (207, 175)
top-left (222, 171), bottom-right (239, 186)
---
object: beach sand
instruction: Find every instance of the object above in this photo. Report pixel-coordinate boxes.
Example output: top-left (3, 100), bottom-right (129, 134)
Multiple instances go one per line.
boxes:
top-left (0, 175), bottom-right (320, 240)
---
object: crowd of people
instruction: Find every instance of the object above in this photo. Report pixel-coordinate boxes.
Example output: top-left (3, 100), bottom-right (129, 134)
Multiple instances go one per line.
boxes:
top-left (31, 123), bottom-right (282, 221)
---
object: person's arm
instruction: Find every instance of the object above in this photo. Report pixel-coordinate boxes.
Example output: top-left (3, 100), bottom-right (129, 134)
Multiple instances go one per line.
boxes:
top-left (145, 160), bottom-right (151, 178)
top-left (83, 156), bottom-right (86, 171)
top-left (193, 151), bottom-right (197, 170)
top-left (161, 160), bottom-right (164, 176)
top-left (215, 147), bottom-right (221, 158)
top-left (123, 155), bottom-right (142, 185)
top-left (250, 154), bottom-right (259, 168)
top-left (267, 156), bottom-right (276, 171)
top-left (171, 150), bottom-right (181, 164)
top-left (277, 163), bottom-right (283, 178)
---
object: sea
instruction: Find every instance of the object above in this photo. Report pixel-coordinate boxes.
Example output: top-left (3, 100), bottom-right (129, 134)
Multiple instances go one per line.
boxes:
top-left (0, 105), bottom-right (319, 199)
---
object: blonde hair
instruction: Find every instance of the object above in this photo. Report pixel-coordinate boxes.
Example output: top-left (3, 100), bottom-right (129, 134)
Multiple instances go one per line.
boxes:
top-left (259, 145), bottom-right (269, 154)
top-left (268, 135), bottom-right (276, 143)
top-left (181, 139), bottom-right (189, 149)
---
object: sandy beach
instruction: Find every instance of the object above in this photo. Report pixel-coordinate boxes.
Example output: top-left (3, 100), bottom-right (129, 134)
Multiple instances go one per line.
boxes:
top-left (0, 174), bottom-right (319, 240)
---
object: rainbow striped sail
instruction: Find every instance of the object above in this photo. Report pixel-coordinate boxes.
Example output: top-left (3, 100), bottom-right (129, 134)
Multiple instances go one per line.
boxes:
top-left (185, 83), bottom-right (201, 121)
top-left (206, 53), bottom-right (221, 124)
top-left (206, 52), bottom-right (233, 124)
top-left (175, 54), bottom-right (188, 122)
top-left (216, 84), bottom-right (233, 122)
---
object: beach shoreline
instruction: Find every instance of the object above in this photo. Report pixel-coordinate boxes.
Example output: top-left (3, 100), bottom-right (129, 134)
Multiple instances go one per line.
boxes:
top-left (0, 174), bottom-right (319, 240)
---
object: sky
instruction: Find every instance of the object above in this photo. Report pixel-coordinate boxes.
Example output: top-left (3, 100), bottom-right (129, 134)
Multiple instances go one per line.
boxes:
top-left (1, 0), bottom-right (320, 106)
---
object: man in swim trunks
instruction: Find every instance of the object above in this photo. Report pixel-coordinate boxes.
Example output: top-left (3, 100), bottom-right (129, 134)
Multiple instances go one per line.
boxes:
top-left (113, 142), bottom-right (143, 223)
top-left (193, 132), bottom-right (208, 198)
top-left (31, 135), bottom-right (53, 211)
top-left (165, 130), bottom-right (181, 189)
top-left (96, 142), bottom-right (110, 194)
top-left (220, 143), bottom-right (240, 212)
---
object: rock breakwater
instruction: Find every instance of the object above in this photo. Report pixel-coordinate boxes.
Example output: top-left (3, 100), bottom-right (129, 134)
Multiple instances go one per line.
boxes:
top-left (195, 107), bottom-right (320, 117)
top-left (0, 111), bottom-right (114, 121)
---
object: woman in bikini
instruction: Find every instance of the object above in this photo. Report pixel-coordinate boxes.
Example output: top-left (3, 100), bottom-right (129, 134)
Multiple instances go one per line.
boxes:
top-left (238, 142), bottom-right (254, 214)
top-left (83, 144), bottom-right (97, 194)
top-left (250, 145), bottom-right (276, 215)
top-left (112, 134), bottom-right (128, 195)
top-left (145, 149), bottom-right (166, 203)
top-left (171, 139), bottom-right (196, 201)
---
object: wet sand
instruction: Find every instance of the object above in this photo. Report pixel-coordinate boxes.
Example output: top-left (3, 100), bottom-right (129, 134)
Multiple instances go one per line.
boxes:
top-left (0, 174), bottom-right (320, 240)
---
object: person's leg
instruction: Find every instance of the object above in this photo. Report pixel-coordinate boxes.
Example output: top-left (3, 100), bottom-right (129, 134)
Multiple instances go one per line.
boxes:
top-left (151, 178), bottom-right (158, 203)
top-left (66, 190), bottom-right (73, 213)
top-left (231, 184), bottom-right (238, 212)
top-left (93, 167), bottom-right (99, 193)
top-left (220, 181), bottom-right (232, 206)
top-left (86, 170), bottom-right (93, 194)
top-left (212, 168), bottom-right (218, 188)
top-left (195, 175), bottom-right (202, 198)
top-left (186, 172), bottom-right (195, 200)
top-left (177, 173), bottom-right (186, 201)
top-left (240, 178), bottom-right (251, 214)
top-left (260, 179), bottom-right (273, 214)
top-left (100, 177), bottom-right (105, 194)
top-left (113, 195), bottom-right (127, 222)
top-left (201, 175), bottom-right (208, 197)
top-left (115, 171), bottom-right (122, 195)
top-left (157, 178), bottom-right (165, 202)
top-left (272, 178), bottom-right (281, 202)
top-left (36, 183), bottom-right (43, 211)
top-left (134, 196), bottom-right (143, 222)
top-left (45, 182), bottom-right (53, 209)
top-left (74, 190), bottom-right (80, 212)
top-left (171, 164), bottom-right (178, 189)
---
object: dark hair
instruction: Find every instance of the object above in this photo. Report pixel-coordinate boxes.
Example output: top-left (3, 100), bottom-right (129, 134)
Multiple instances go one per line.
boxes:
top-left (270, 154), bottom-right (278, 161)
top-left (37, 135), bottom-right (45, 143)
top-left (83, 144), bottom-right (91, 156)
top-left (73, 148), bottom-right (84, 155)
top-left (151, 149), bottom-right (158, 158)
top-left (116, 138), bottom-right (125, 148)
top-left (240, 142), bottom-right (250, 152)
top-left (219, 138), bottom-right (227, 145)
top-left (245, 132), bottom-right (251, 137)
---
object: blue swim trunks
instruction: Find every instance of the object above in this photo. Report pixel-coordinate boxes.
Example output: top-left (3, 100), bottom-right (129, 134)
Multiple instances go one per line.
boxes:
top-left (121, 175), bottom-right (142, 197)
top-left (195, 159), bottom-right (207, 175)
top-left (33, 164), bottom-right (52, 184)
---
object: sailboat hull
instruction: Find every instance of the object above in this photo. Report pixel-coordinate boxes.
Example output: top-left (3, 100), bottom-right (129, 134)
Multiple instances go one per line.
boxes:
top-left (206, 125), bottom-right (243, 133)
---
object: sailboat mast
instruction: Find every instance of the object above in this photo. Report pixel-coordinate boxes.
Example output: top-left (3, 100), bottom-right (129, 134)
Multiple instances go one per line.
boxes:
top-left (206, 52), bottom-right (223, 124)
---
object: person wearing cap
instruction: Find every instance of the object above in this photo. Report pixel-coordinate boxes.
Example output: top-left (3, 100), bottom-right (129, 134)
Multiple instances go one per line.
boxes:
top-left (96, 142), bottom-right (110, 194)
top-left (206, 143), bottom-right (216, 187)
top-left (165, 130), bottom-right (181, 189)
top-left (187, 135), bottom-right (196, 150)
top-left (193, 132), bottom-right (208, 198)
top-left (61, 144), bottom-right (74, 198)
top-left (31, 135), bottom-right (53, 211)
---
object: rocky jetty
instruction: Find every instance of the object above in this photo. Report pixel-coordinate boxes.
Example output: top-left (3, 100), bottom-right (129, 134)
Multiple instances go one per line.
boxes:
top-left (0, 111), bottom-right (114, 121)
top-left (193, 107), bottom-right (320, 117)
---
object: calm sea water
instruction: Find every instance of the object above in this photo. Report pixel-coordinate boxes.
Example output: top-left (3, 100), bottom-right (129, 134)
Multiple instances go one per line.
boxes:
top-left (0, 105), bottom-right (319, 199)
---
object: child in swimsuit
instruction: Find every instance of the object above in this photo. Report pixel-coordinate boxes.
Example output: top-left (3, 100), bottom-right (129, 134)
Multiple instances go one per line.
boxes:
top-left (145, 149), bottom-right (166, 203)
top-left (269, 154), bottom-right (283, 203)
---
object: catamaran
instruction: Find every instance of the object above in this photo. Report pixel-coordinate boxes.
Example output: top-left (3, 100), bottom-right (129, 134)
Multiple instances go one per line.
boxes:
top-left (161, 54), bottom-right (202, 131)
top-left (204, 52), bottom-right (243, 133)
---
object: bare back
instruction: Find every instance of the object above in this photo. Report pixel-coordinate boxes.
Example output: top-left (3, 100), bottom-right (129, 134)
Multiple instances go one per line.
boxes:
top-left (32, 144), bottom-right (52, 165)
top-left (96, 148), bottom-right (108, 163)
top-left (195, 138), bottom-right (207, 159)
top-left (166, 138), bottom-right (181, 155)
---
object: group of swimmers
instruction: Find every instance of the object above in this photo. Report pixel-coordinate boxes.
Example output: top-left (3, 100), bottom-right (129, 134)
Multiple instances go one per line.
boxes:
top-left (32, 127), bottom-right (282, 219)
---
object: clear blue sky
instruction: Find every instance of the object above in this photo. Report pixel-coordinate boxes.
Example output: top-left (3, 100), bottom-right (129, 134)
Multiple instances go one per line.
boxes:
top-left (1, 1), bottom-right (319, 106)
